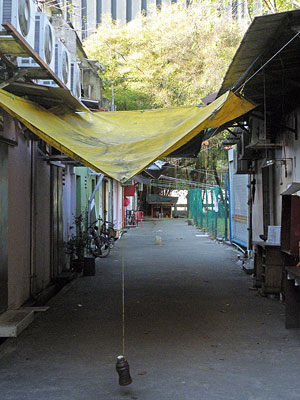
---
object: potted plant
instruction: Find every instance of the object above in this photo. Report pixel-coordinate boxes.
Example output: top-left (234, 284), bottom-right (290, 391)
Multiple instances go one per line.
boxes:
top-left (65, 214), bottom-right (89, 273)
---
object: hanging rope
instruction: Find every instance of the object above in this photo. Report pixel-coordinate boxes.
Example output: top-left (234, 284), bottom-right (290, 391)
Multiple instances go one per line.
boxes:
top-left (122, 232), bottom-right (126, 356)
top-left (115, 231), bottom-right (132, 387)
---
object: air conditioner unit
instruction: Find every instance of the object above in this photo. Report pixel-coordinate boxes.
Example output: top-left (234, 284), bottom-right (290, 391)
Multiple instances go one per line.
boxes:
top-left (0, 0), bottom-right (36, 47)
top-left (38, 79), bottom-right (57, 88)
top-left (55, 40), bottom-right (71, 87)
top-left (39, 40), bottom-right (71, 89)
top-left (18, 12), bottom-right (55, 70)
top-left (70, 61), bottom-right (81, 98)
top-left (248, 116), bottom-right (268, 147)
top-left (233, 147), bottom-right (250, 174)
top-left (238, 131), bottom-right (259, 160)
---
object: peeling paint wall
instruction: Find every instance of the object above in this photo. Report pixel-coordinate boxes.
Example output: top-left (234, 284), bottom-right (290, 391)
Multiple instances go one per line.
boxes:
top-left (7, 123), bottom-right (31, 309)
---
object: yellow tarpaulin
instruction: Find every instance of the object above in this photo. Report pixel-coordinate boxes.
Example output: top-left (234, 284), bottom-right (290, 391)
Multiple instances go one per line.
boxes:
top-left (0, 89), bottom-right (255, 182)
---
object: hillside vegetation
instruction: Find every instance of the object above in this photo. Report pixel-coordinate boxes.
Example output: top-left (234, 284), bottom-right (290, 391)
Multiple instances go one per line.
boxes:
top-left (84, 1), bottom-right (245, 110)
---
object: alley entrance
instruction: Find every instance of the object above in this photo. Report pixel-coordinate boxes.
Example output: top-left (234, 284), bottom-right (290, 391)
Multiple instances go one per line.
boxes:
top-left (0, 219), bottom-right (299, 400)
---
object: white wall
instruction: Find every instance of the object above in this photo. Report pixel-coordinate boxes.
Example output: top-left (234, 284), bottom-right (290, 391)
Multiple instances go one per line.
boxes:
top-left (113, 180), bottom-right (123, 230)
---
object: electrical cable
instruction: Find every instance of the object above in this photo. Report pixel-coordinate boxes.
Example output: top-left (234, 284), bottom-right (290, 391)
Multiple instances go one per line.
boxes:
top-left (234, 30), bottom-right (300, 94)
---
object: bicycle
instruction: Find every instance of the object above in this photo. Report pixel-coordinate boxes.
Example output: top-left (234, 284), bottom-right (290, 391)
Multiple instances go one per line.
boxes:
top-left (99, 219), bottom-right (118, 249)
top-left (88, 221), bottom-right (111, 258)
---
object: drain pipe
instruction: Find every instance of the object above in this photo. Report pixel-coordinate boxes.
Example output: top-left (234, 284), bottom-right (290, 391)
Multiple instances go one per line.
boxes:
top-left (88, 173), bottom-right (104, 228)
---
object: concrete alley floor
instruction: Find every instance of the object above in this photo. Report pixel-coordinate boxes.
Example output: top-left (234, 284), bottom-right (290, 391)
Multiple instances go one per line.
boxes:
top-left (1, 219), bottom-right (300, 400)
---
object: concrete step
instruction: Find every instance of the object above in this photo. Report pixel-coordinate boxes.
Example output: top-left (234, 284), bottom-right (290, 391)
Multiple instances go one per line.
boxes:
top-left (0, 310), bottom-right (35, 337)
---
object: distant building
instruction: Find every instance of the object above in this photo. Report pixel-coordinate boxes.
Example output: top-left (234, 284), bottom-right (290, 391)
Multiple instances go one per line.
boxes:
top-left (68, 0), bottom-right (191, 39)
top-left (64, 0), bottom-right (251, 40)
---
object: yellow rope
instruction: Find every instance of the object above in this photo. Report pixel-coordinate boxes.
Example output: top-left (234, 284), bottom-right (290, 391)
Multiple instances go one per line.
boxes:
top-left (122, 232), bottom-right (125, 356)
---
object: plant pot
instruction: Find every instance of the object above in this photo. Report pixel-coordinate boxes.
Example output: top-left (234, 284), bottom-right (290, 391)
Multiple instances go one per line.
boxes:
top-left (83, 256), bottom-right (96, 276)
top-left (71, 258), bottom-right (84, 273)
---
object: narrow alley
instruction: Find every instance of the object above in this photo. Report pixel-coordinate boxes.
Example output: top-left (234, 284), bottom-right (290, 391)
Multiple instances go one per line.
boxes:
top-left (0, 219), bottom-right (299, 400)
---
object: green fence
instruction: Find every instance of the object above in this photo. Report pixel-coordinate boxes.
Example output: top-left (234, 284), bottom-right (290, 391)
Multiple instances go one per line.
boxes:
top-left (187, 186), bottom-right (229, 240)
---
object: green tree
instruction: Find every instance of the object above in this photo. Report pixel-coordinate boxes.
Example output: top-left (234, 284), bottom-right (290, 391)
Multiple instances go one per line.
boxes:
top-left (247, 0), bottom-right (298, 17)
top-left (190, 0), bottom-right (298, 18)
top-left (84, 1), bottom-right (243, 110)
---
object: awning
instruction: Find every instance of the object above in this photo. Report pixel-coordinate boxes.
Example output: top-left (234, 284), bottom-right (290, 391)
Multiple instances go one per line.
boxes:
top-left (281, 183), bottom-right (300, 196)
top-left (0, 89), bottom-right (255, 182)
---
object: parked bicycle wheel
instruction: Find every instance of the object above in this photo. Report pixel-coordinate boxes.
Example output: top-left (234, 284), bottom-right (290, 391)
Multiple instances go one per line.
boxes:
top-left (89, 235), bottom-right (110, 258)
top-left (98, 236), bottom-right (111, 258)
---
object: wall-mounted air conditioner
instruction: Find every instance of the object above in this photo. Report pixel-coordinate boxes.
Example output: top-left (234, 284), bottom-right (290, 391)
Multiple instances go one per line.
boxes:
top-left (54, 40), bottom-right (71, 87)
top-left (248, 116), bottom-right (268, 147)
top-left (0, 0), bottom-right (36, 47)
top-left (18, 12), bottom-right (55, 70)
top-left (70, 61), bottom-right (81, 98)
top-left (38, 78), bottom-right (57, 89)
top-left (233, 146), bottom-right (250, 174)
top-left (39, 40), bottom-right (71, 89)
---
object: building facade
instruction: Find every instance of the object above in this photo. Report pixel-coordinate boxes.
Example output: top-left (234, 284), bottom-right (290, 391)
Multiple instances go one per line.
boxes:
top-left (0, 0), bottom-right (121, 322)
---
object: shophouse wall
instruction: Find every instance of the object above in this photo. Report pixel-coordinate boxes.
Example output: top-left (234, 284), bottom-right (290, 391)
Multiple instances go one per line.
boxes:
top-left (82, 69), bottom-right (103, 101)
top-left (6, 119), bottom-right (52, 309)
top-left (34, 149), bottom-right (51, 293)
top-left (75, 167), bottom-right (102, 222)
top-left (75, 167), bottom-right (88, 217)
top-left (0, 141), bottom-right (8, 313)
top-left (251, 108), bottom-right (300, 243)
top-left (7, 121), bottom-right (31, 309)
top-left (51, 15), bottom-right (77, 59)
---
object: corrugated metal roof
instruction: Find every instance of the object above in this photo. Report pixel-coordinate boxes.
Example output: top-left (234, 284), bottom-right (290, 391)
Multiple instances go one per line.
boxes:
top-left (219, 9), bottom-right (300, 106)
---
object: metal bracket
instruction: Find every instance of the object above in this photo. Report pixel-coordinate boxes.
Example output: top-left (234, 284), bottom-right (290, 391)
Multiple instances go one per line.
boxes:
top-left (234, 121), bottom-right (250, 134)
top-left (0, 135), bottom-right (17, 146)
top-left (2, 22), bottom-right (67, 89)
top-left (0, 69), bottom-right (28, 89)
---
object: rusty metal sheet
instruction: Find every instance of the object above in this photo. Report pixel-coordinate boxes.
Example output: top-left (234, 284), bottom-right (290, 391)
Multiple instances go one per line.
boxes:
top-left (0, 36), bottom-right (29, 57)
top-left (4, 82), bottom-right (87, 112)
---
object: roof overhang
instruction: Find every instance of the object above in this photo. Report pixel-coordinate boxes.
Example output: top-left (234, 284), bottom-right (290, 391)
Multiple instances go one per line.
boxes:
top-left (218, 9), bottom-right (300, 117)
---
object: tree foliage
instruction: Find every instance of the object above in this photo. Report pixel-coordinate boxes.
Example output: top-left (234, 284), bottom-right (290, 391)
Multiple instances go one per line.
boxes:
top-left (84, 1), bottom-right (243, 110)
top-left (247, 0), bottom-right (298, 16)
top-left (190, 0), bottom-right (298, 19)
